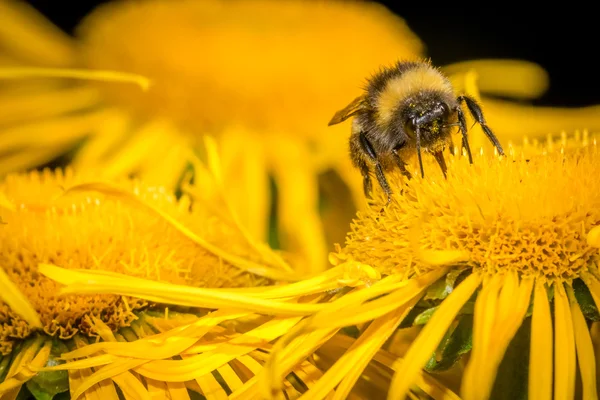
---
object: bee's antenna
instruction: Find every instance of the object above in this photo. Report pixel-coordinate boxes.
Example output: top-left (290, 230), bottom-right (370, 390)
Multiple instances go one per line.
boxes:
top-left (415, 125), bottom-right (425, 178)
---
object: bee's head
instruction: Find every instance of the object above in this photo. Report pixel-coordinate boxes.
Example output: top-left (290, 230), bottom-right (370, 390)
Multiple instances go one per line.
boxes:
top-left (402, 95), bottom-right (456, 144)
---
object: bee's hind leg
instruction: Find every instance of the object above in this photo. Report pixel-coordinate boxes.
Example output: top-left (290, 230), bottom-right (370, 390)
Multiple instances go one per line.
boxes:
top-left (353, 131), bottom-right (392, 204)
top-left (357, 160), bottom-right (373, 199)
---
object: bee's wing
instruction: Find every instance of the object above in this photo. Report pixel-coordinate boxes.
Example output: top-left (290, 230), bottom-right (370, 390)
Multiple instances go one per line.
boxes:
top-left (328, 96), bottom-right (366, 126)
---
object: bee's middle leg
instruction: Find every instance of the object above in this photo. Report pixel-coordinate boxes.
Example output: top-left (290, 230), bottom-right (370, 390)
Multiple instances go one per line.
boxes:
top-left (357, 131), bottom-right (392, 204)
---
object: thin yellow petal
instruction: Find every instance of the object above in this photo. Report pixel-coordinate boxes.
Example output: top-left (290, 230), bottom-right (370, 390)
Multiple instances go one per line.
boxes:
top-left (0, 267), bottom-right (42, 328)
top-left (217, 131), bottom-right (270, 250)
top-left (315, 299), bottom-right (418, 400)
top-left (529, 280), bottom-right (553, 400)
top-left (39, 264), bottom-right (321, 315)
top-left (310, 267), bottom-right (449, 329)
top-left (99, 120), bottom-right (173, 178)
top-left (71, 359), bottom-right (149, 400)
top-left (554, 283), bottom-right (576, 400)
top-left (59, 310), bottom-right (248, 360)
top-left (270, 135), bottom-right (327, 274)
top-left (0, 86), bottom-right (102, 126)
top-left (262, 326), bottom-right (340, 399)
top-left (567, 286), bottom-right (598, 400)
top-left (0, 143), bottom-right (75, 176)
top-left (0, 339), bottom-right (51, 393)
top-left (462, 272), bottom-right (533, 400)
top-left (443, 59), bottom-right (548, 100)
top-left (167, 382), bottom-right (191, 400)
top-left (71, 110), bottom-right (131, 169)
top-left (145, 377), bottom-right (170, 398)
top-left (418, 249), bottom-right (470, 266)
top-left (0, 0), bottom-right (75, 66)
top-left (0, 67), bottom-right (150, 90)
top-left (485, 99), bottom-right (600, 143)
top-left (388, 272), bottom-right (482, 400)
top-left (195, 372), bottom-right (228, 400)
top-left (134, 317), bottom-right (302, 382)
top-left (111, 372), bottom-right (151, 400)
top-left (216, 364), bottom-right (244, 393)
top-left (53, 181), bottom-right (297, 281)
top-left (191, 136), bottom-right (292, 273)
top-left (0, 108), bottom-right (116, 158)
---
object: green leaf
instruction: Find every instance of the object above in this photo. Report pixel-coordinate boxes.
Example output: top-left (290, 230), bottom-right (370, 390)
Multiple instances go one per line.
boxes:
top-left (341, 325), bottom-right (361, 339)
top-left (424, 279), bottom-right (452, 301)
top-left (413, 306), bottom-right (439, 325)
top-left (572, 278), bottom-right (600, 322)
top-left (25, 341), bottom-right (70, 400)
top-left (425, 314), bottom-right (473, 372)
top-left (0, 353), bottom-right (13, 383)
top-left (490, 316), bottom-right (531, 400)
top-left (424, 268), bottom-right (469, 301)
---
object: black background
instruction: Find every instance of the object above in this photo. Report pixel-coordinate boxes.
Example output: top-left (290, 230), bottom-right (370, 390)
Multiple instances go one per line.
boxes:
top-left (23, 0), bottom-right (600, 108)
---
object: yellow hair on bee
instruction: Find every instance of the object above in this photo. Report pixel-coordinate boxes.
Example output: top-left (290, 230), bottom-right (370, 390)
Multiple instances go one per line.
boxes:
top-left (377, 64), bottom-right (454, 125)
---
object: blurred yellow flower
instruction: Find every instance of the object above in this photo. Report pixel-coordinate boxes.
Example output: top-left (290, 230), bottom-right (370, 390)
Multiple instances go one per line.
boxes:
top-left (253, 132), bottom-right (599, 399)
top-left (0, 0), bottom-right (425, 275)
top-left (3, 0), bottom-right (600, 278)
top-left (0, 155), bottom-right (304, 398)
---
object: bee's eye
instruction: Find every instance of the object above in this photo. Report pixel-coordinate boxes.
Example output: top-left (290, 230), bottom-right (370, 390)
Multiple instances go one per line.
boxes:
top-left (439, 102), bottom-right (450, 115)
top-left (405, 118), bottom-right (417, 133)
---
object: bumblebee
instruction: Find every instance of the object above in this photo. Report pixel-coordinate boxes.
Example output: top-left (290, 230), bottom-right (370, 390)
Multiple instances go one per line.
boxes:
top-left (328, 60), bottom-right (505, 202)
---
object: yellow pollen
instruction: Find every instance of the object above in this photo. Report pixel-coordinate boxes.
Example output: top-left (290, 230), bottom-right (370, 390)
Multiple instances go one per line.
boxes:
top-left (0, 168), bottom-right (271, 354)
top-left (332, 134), bottom-right (600, 281)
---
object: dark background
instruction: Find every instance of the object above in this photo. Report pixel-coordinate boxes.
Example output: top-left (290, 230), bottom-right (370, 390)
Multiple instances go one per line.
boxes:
top-left (24, 0), bottom-right (600, 108)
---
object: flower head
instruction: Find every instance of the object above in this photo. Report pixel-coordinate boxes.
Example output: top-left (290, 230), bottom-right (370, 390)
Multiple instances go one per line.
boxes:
top-left (259, 132), bottom-right (600, 399)
top-left (0, 0), bottom-right (425, 274)
top-left (0, 162), bottom-right (299, 398)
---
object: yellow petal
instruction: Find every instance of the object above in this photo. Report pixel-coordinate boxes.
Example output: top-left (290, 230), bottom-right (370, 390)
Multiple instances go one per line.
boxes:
top-left (388, 272), bottom-right (482, 400)
top-left (0, 86), bottom-right (101, 126)
top-left (553, 283), bottom-right (576, 400)
top-left (58, 309), bottom-right (248, 360)
top-left (195, 372), bottom-right (228, 400)
top-left (310, 267), bottom-right (448, 329)
top-left (462, 271), bottom-right (533, 400)
top-left (133, 316), bottom-right (301, 382)
top-left (111, 372), bottom-right (151, 400)
top-left (443, 59), bottom-right (548, 100)
top-left (315, 299), bottom-right (418, 400)
top-left (270, 135), bottom-right (327, 274)
top-left (0, 67), bottom-right (150, 90)
top-left (192, 135), bottom-right (292, 273)
top-left (39, 264), bottom-right (322, 315)
top-left (0, 338), bottom-right (51, 393)
top-left (529, 280), bottom-right (553, 400)
top-left (0, 0), bottom-right (75, 66)
top-left (218, 130), bottom-right (270, 249)
top-left (0, 266), bottom-right (42, 328)
top-left (71, 359), bottom-right (149, 400)
top-left (567, 285), bottom-right (598, 400)
top-left (485, 99), bottom-right (600, 144)
top-left (53, 180), bottom-right (297, 281)
top-left (418, 249), bottom-right (470, 266)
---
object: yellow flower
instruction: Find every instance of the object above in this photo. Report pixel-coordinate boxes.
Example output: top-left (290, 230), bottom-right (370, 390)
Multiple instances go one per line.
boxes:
top-left (4, 0), bottom-right (591, 277)
top-left (0, 153), bottom-right (307, 398)
top-left (33, 131), bottom-right (600, 399)
top-left (246, 131), bottom-right (599, 399)
top-left (0, 0), bottom-right (425, 275)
